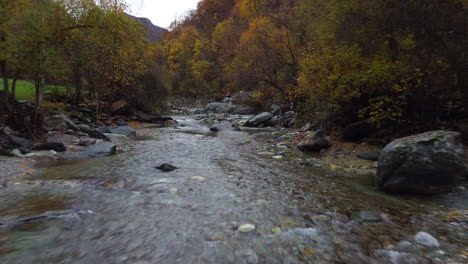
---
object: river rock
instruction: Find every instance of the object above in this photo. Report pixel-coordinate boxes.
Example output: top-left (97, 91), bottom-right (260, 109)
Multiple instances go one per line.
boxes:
top-left (10, 149), bottom-right (25, 158)
top-left (297, 138), bottom-right (331, 152)
top-left (32, 142), bottom-right (66, 152)
top-left (77, 124), bottom-right (91, 133)
top-left (414, 232), bottom-right (440, 248)
top-left (61, 142), bottom-right (117, 159)
top-left (209, 126), bottom-right (220, 132)
top-left (9, 136), bottom-right (33, 149)
top-left (43, 115), bottom-right (68, 132)
top-left (205, 102), bottom-right (236, 113)
top-left (357, 151), bottom-right (380, 161)
top-left (78, 138), bottom-right (97, 146)
top-left (59, 113), bottom-right (80, 131)
top-left (88, 129), bottom-right (110, 141)
top-left (244, 112), bottom-right (273, 127)
top-left (376, 250), bottom-right (421, 264)
top-left (98, 126), bottom-right (136, 139)
top-left (377, 130), bottom-right (466, 194)
top-left (238, 224), bottom-right (256, 232)
top-left (156, 163), bottom-right (178, 172)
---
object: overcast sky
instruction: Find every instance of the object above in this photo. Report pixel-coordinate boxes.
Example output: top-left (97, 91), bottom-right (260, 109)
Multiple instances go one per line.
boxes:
top-left (127, 0), bottom-right (201, 29)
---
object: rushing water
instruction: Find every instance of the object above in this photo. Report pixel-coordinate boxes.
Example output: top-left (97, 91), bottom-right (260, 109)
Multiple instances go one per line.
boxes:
top-left (0, 116), bottom-right (467, 264)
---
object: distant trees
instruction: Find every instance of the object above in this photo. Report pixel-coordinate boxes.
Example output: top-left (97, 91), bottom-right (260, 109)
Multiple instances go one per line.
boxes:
top-left (164, 0), bottom-right (467, 127)
top-left (0, 0), bottom-right (153, 108)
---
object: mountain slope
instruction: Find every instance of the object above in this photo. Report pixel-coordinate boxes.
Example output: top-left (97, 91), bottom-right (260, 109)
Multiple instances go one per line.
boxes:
top-left (127, 14), bottom-right (167, 42)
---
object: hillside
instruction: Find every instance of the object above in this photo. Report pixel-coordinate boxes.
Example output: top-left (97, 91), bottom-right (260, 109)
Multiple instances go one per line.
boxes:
top-left (128, 14), bottom-right (167, 42)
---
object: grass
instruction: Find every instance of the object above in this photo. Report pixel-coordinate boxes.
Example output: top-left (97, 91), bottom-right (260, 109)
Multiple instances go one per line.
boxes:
top-left (0, 79), bottom-right (67, 101)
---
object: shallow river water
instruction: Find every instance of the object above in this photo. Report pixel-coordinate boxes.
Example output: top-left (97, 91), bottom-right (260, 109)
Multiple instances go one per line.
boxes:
top-left (0, 116), bottom-right (467, 264)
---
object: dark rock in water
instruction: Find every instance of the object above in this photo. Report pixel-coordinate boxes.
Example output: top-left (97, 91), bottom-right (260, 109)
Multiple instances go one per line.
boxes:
top-left (357, 211), bottom-right (382, 222)
top-left (9, 136), bottom-right (33, 149)
top-left (244, 112), bottom-right (273, 127)
top-left (88, 129), bottom-right (110, 141)
top-left (377, 130), bottom-right (466, 194)
top-left (232, 124), bottom-right (241, 131)
top-left (297, 138), bottom-right (331, 152)
top-left (156, 163), bottom-right (178, 172)
top-left (357, 151), bottom-right (380, 161)
top-left (210, 126), bottom-right (220, 132)
top-left (61, 142), bottom-right (117, 159)
top-left (32, 142), bottom-right (67, 152)
top-left (98, 126), bottom-right (136, 139)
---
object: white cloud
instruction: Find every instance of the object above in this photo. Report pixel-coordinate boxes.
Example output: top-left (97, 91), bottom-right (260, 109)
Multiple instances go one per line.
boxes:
top-left (127, 0), bottom-right (201, 29)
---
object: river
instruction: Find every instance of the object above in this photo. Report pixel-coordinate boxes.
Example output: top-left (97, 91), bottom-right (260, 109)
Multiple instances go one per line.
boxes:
top-left (0, 116), bottom-right (467, 263)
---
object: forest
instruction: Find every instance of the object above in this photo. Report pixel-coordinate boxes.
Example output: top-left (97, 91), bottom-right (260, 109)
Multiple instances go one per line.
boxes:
top-left (160, 0), bottom-right (466, 135)
top-left (1, 0), bottom-right (466, 137)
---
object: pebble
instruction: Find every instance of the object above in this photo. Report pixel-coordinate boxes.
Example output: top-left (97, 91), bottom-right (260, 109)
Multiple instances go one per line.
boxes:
top-left (190, 176), bottom-right (207, 181)
top-left (272, 227), bottom-right (282, 234)
top-left (272, 155), bottom-right (284, 159)
top-left (169, 188), bottom-right (179, 194)
top-left (414, 232), bottom-right (440, 248)
top-left (238, 224), bottom-right (256, 232)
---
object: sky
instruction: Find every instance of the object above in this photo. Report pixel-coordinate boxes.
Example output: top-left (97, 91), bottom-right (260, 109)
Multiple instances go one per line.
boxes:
top-left (127, 0), bottom-right (201, 29)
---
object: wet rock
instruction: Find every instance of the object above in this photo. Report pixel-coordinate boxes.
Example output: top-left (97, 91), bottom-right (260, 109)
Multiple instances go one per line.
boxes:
top-left (297, 138), bottom-right (331, 152)
top-left (357, 211), bottom-right (382, 222)
top-left (300, 123), bottom-right (312, 132)
top-left (376, 249), bottom-right (421, 264)
top-left (98, 126), bottom-right (136, 139)
top-left (235, 249), bottom-right (259, 264)
top-left (61, 142), bottom-right (117, 159)
top-left (78, 138), bottom-right (97, 146)
top-left (43, 115), bottom-right (67, 132)
top-left (377, 130), bottom-right (466, 194)
top-left (414, 232), bottom-right (440, 248)
top-left (244, 112), bottom-right (273, 127)
top-left (357, 151), bottom-right (380, 161)
top-left (77, 124), bottom-right (91, 133)
top-left (209, 126), bottom-right (220, 132)
top-left (205, 102), bottom-right (236, 114)
top-left (272, 227), bottom-right (282, 234)
top-left (10, 149), bottom-right (25, 158)
top-left (9, 136), bottom-right (33, 149)
top-left (396, 241), bottom-right (417, 252)
top-left (190, 176), bottom-right (207, 181)
top-left (156, 163), bottom-right (178, 172)
top-left (32, 142), bottom-right (66, 152)
top-left (238, 224), bottom-right (256, 232)
top-left (88, 129), bottom-right (110, 141)
top-left (59, 113), bottom-right (80, 131)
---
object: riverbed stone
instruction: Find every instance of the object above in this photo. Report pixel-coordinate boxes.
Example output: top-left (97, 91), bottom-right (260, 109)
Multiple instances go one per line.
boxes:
top-left (244, 112), bottom-right (273, 127)
top-left (98, 126), bottom-right (136, 139)
top-left (376, 250), bottom-right (421, 264)
top-left (61, 142), bottom-right (117, 159)
top-left (59, 113), bottom-right (80, 131)
top-left (10, 149), bottom-right (25, 158)
top-left (9, 136), bottom-right (33, 149)
top-left (377, 130), bottom-right (466, 194)
top-left (156, 163), bottom-right (178, 172)
top-left (297, 138), bottom-right (331, 152)
top-left (238, 224), bottom-right (256, 232)
top-left (414, 232), bottom-right (440, 248)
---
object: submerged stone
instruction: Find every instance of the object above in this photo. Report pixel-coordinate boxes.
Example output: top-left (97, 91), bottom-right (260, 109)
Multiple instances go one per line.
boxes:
top-left (238, 224), bottom-right (256, 232)
top-left (156, 163), bottom-right (178, 172)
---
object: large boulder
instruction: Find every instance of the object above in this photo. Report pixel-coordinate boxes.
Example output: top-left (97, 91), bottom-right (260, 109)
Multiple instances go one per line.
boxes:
top-left (98, 126), bottom-right (136, 139)
top-left (61, 142), bottom-right (117, 159)
top-left (244, 112), bottom-right (273, 127)
top-left (43, 115), bottom-right (68, 132)
top-left (377, 130), bottom-right (466, 194)
top-left (204, 102), bottom-right (237, 114)
top-left (88, 129), bottom-right (110, 141)
top-left (59, 113), bottom-right (80, 131)
top-left (9, 135), bottom-right (33, 149)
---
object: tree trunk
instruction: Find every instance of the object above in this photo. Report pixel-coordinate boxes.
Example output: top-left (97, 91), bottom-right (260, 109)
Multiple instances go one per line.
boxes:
top-left (11, 76), bottom-right (17, 100)
top-left (0, 61), bottom-right (11, 112)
